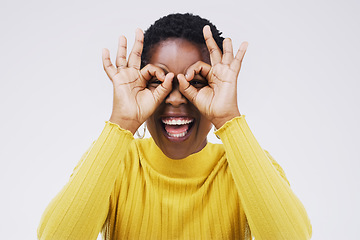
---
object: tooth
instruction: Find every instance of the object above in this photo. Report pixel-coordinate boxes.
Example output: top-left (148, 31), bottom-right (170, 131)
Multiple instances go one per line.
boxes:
top-left (162, 118), bottom-right (194, 125)
top-left (168, 130), bottom-right (187, 138)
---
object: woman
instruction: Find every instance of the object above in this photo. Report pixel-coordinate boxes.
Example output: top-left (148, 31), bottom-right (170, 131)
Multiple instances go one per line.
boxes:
top-left (38, 13), bottom-right (312, 239)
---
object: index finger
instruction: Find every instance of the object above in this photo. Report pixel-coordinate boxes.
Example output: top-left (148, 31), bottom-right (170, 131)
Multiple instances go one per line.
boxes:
top-left (203, 25), bottom-right (222, 65)
top-left (140, 64), bottom-right (166, 81)
top-left (185, 61), bottom-right (211, 81)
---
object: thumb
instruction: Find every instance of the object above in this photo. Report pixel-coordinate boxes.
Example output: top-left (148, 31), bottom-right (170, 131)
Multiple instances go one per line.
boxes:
top-left (152, 72), bottom-right (174, 104)
top-left (178, 74), bottom-right (198, 104)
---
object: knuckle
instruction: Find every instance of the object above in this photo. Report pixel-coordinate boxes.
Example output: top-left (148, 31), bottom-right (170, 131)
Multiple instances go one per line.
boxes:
top-left (209, 47), bottom-right (219, 55)
top-left (129, 64), bottom-right (140, 70)
top-left (142, 64), bottom-right (154, 73)
top-left (132, 51), bottom-right (142, 58)
top-left (146, 64), bottom-right (156, 70)
top-left (194, 60), bottom-right (204, 66)
top-left (104, 62), bottom-right (113, 68)
top-left (224, 50), bottom-right (233, 54)
top-left (117, 55), bottom-right (127, 60)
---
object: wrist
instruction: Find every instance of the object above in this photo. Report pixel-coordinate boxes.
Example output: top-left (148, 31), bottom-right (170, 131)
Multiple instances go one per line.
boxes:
top-left (109, 114), bottom-right (140, 135)
top-left (212, 111), bottom-right (241, 129)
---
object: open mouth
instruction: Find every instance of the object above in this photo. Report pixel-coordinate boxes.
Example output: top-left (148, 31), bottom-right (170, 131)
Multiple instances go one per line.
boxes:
top-left (161, 116), bottom-right (195, 140)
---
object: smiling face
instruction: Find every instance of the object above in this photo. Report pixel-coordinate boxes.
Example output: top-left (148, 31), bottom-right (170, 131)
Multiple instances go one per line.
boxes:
top-left (146, 38), bottom-right (212, 159)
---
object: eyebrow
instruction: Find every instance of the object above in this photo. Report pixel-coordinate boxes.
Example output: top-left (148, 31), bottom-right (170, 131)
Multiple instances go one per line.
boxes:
top-left (155, 63), bottom-right (170, 74)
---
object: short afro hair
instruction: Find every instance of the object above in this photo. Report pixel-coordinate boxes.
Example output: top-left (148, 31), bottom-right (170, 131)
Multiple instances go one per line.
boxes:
top-left (141, 13), bottom-right (224, 68)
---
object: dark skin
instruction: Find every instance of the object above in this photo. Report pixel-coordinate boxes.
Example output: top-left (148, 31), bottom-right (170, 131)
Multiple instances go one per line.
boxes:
top-left (146, 39), bottom-right (213, 159)
top-left (102, 26), bottom-right (248, 159)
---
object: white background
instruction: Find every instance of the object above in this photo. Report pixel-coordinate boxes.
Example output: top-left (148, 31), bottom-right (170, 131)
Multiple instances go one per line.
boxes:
top-left (1, 0), bottom-right (359, 239)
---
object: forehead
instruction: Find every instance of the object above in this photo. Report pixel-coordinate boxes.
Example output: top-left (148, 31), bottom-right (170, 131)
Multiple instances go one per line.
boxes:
top-left (148, 38), bottom-right (208, 73)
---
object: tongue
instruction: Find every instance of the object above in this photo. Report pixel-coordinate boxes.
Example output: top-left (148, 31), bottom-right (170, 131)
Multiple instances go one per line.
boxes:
top-left (165, 124), bottom-right (189, 134)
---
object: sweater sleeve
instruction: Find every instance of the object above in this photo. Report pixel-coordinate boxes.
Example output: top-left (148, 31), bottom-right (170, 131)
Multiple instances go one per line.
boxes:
top-left (37, 122), bottom-right (134, 240)
top-left (215, 116), bottom-right (312, 240)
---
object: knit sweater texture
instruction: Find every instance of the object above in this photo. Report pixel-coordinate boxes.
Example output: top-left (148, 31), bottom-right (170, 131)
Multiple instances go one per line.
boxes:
top-left (38, 116), bottom-right (312, 239)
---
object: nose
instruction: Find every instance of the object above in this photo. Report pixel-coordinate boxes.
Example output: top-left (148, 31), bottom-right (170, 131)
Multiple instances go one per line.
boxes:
top-left (165, 77), bottom-right (188, 107)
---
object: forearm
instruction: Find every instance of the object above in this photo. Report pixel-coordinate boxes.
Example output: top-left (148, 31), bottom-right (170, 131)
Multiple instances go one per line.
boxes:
top-left (37, 122), bottom-right (134, 240)
top-left (216, 116), bottom-right (312, 240)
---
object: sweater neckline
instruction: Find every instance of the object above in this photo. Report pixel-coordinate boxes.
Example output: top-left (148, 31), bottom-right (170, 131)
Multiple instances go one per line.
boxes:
top-left (136, 138), bottom-right (224, 179)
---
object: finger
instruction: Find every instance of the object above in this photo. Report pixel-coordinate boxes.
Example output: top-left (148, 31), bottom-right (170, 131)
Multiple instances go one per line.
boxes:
top-left (102, 48), bottom-right (117, 80)
top-left (152, 73), bottom-right (174, 104)
top-left (140, 64), bottom-right (166, 81)
top-left (116, 36), bottom-right (127, 69)
top-left (230, 41), bottom-right (248, 73)
top-left (222, 38), bottom-right (234, 65)
top-left (185, 61), bottom-right (211, 80)
top-left (178, 73), bottom-right (199, 104)
top-left (203, 25), bottom-right (222, 65)
top-left (127, 28), bottom-right (144, 70)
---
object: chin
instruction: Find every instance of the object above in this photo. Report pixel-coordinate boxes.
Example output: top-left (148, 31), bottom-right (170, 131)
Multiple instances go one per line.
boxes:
top-left (147, 118), bottom-right (211, 160)
top-left (159, 138), bottom-right (208, 160)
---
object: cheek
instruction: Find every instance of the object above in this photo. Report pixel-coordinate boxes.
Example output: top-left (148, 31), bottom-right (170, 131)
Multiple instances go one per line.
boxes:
top-left (198, 118), bottom-right (212, 136)
top-left (146, 117), bottom-right (158, 137)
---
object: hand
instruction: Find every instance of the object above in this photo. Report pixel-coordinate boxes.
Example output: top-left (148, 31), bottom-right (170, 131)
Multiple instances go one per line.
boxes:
top-left (178, 25), bottom-right (248, 129)
top-left (102, 29), bottom-right (173, 134)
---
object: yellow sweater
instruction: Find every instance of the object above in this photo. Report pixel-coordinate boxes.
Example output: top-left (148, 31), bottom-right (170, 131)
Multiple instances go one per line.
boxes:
top-left (38, 116), bottom-right (312, 239)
